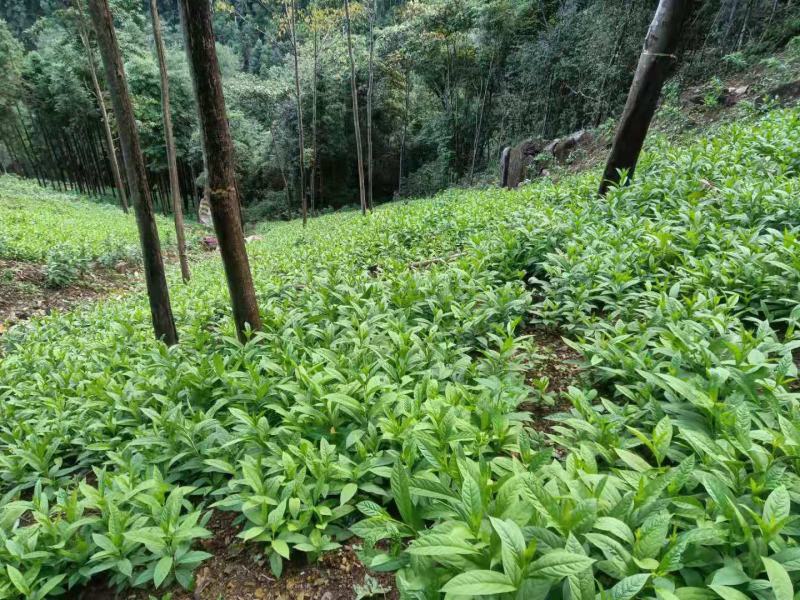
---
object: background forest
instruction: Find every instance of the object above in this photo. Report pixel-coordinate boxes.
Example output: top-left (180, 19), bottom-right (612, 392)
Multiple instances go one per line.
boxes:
top-left (1, 0), bottom-right (799, 221)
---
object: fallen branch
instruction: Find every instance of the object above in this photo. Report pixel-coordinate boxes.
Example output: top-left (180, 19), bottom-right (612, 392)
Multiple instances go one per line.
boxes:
top-left (409, 252), bottom-right (466, 270)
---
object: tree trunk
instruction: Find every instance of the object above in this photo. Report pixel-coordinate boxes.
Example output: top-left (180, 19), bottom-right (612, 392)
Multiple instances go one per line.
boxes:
top-left (287, 0), bottom-right (307, 227)
top-left (12, 112), bottom-right (44, 187)
top-left (88, 0), bottom-right (178, 346)
top-left (311, 22), bottom-right (318, 214)
top-left (178, 0), bottom-right (262, 341)
top-left (469, 53), bottom-right (493, 184)
top-left (598, 0), bottom-right (689, 196)
top-left (62, 133), bottom-right (85, 194)
top-left (398, 66), bottom-right (410, 196)
top-left (150, 0), bottom-right (191, 282)
top-left (344, 0), bottom-right (367, 215)
top-left (78, 1), bottom-right (129, 212)
top-left (366, 0), bottom-right (376, 210)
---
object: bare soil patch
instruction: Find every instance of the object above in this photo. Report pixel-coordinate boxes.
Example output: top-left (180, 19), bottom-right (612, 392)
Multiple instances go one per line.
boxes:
top-left (71, 511), bottom-right (397, 600)
top-left (520, 327), bottom-right (584, 435)
top-left (0, 258), bottom-right (139, 330)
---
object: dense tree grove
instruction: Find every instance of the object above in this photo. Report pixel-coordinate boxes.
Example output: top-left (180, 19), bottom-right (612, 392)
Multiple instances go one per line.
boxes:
top-left (1, 0), bottom-right (798, 218)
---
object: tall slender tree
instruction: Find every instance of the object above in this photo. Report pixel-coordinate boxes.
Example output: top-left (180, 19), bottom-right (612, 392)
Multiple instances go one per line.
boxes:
top-left (87, 0), bottom-right (178, 345)
top-left (344, 0), bottom-right (366, 215)
top-left (286, 0), bottom-right (306, 226)
top-left (75, 0), bottom-right (128, 213)
top-left (311, 10), bottom-right (319, 213)
top-left (178, 0), bottom-right (262, 341)
top-left (149, 0), bottom-right (191, 282)
top-left (366, 0), bottom-right (376, 210)
top-left (398, 65), bottom-right (410, 196)
top-left (599, 0), bottom-right (689, 196)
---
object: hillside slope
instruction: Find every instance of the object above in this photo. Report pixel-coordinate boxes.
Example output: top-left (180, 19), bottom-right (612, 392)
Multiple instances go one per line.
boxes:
top-left (1, 108), bottom-right (800, 598)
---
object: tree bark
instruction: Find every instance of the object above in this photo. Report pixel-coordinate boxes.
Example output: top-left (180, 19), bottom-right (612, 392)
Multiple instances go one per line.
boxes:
top-left (12, 111), bottom-right (44, 188)
top-left (150, 0), bottom-right (191, 282)
top-left (78, 1), bottom-right (129, 212)
top-left (469, 53), bottom-right (493, 184)
top-left (599, 0), bottom-right (689, 196)
top-left (178, 0), bottom-right (262, 341)
top-left (398, 66), bottom-right (410, 196)
top-left (311, 21), bottom-right (318, 214)
top-left (366, 0), bottom-right (376, 210)
top-left (287, 0), bottom-right (306, 226)
top-left (88, 0), bottom-right (178, 345)
top-left (344, 0), bottom-right (367, 215)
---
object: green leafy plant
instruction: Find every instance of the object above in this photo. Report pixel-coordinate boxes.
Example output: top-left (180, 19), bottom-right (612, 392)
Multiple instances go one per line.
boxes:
top-left (2, 108), bottom-right (800, 599)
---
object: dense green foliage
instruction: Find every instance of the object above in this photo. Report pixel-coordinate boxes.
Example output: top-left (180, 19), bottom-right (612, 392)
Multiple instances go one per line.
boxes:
top-left (0, 175), bottom-right (169, 263)
top-left (1, 0), bottom-right (799, 216)
top-left (0, 107), bottom-right (799, 598)
top-left (0, 175), bottom-right (178, 287)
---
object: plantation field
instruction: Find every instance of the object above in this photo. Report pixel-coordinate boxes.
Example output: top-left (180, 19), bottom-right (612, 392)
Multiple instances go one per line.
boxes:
top-left (2, 108), bottom-right (800, 598)
top-left (0, 175), bottom-right (176, 265)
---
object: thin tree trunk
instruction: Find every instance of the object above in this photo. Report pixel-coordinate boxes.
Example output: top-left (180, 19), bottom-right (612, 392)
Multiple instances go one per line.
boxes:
top-left (74, 131), bottom-right (99, 196)
top-left (88, 0), bottom-right (178, 345)
top-left (84, 129), bottom-right (102, 195)
top-left (287, 0), bottom-right (306, 226)
top-left (12, 113), bottom-right (44, 187)
top-left (31, 114), bottom-right (59, 190)
top-left (62, 133), bottom-right (85, 194)
top-left (599, 0), bottom-right (689, 196)
top-left (150, 0), bottom-right (191, 282)
top-left (1, 127), bottom-right (25, 178)
top-left (469, 53), bottom-right (493, 184)
top-left (366, 0), bottom-right (375, 210)
top-left (46, 128), bottom-right (70, 190)
top-left (94, 122), bottom-right (115, 198)
top-left (344, 0), bottom-right (366, 215)
top-left (398, 65), bottom-right (410, 196)
top-left (15, 105), bottom-right (46, 188)
top-left (78, 0), bottom-right (129, 212)
top-left (189, 160), bottom-right (197, 210)
top-left (178, 0), bottom-right (262, 341)
top-left (311, 22), bottom-right (318, 215)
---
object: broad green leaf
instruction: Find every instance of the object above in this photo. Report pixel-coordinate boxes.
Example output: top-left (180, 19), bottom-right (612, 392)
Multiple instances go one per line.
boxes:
top-left (340, 483), bottom-right (358, 506)
top-left (6, 565), bottom-right (29, 595)
top-left (440, 570), bottom-right (517, 596)
top-left (490, 517), bottom-right (525, 584)
top-left (763, 557), bottom-right (793, 600)
top-left (634, 511), bottom-right (671, 560)
top-left (527, 550), bottom-right (595, 579)
top-left (710, 565), bottom-right (750, 586)
top-left (709, 585), bottom-right (751, 600)
top-left (763, 486), bottom-right (790, 523)
top-left (615, 448), bottom-right (652, 472)
top-left (594, 517), bottom-right (635, 544)
top-left (607, 573), bottom-right (649, 600)
top-left (272, 539), bottom-right (291, 559)
top-left (154, 555), bottom-right (173, 588)
top-left (408, 533), bottom-right (480, 556)
top-left (391, 461), bottom-right (419, 530)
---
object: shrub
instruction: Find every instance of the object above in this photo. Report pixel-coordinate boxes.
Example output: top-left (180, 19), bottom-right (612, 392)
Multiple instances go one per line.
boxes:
top-left (43, 244), bottom-right (90, 288)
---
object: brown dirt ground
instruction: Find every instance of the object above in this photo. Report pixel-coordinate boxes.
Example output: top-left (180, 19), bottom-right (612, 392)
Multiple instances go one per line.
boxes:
top-left (70, 511), bottom-right (397, 600)
top-left (0, 258), bottom-right (139, 330)
top-left (520, 327), bottom-right (584, 435)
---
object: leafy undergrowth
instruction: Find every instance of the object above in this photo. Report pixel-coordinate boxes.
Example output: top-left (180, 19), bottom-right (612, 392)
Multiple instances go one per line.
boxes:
top-left (1, 108), bottom-right (800, 599)
top-left (0, 176), bottom-right (183, 289)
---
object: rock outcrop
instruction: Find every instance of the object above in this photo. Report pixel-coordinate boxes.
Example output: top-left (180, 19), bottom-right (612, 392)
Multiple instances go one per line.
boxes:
top-left (500, 129), bottom-right (592, 189)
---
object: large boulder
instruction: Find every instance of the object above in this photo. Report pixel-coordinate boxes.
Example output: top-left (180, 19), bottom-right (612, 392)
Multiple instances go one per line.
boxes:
top-left (500, 129), bottom-right (592, 189)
